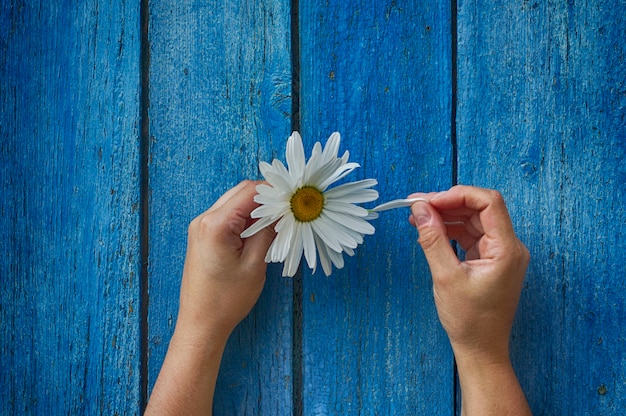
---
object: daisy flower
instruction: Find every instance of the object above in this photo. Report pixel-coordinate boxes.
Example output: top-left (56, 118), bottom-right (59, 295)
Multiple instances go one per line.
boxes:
top-left (240, 131), bottom-right (379, 277)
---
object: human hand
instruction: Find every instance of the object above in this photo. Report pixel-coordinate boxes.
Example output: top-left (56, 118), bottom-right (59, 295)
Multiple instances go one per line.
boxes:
top-left (409, 185), bottom-right (531, 415)
top-left (145, 181), bottom-right (276, 416)
top-left (409, 185), bottom-right (529, 358)
top-left (176, 180), bottom-right (276, 344)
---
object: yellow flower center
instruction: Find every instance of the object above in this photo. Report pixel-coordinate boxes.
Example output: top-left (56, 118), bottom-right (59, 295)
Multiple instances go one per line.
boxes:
top-left (290, 186), bottom-right (324, 222)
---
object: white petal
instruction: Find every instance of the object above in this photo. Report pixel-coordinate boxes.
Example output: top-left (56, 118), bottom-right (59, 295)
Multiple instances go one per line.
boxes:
top-left (324, 179), bottom-right (378, 199)
top-left (301, 222), bottom-right (317, 270)
top-left (306, 158), bottom-right (344, 189)
top-left (265, 238), bottom-right (278, 262)
top-left (318, 213), bottom-right (364, 248)
top-left (330, 189), bottom-right (379, 204)
top-left (303, 142), bottom-right (324, 184)
top-left (363, 211), bottom-right (379, 220)
top-left (249, 203), bottom-right (288, 219)
top-left (269, 215), bottom-right (294, 262)
top-left (318, 162), bottom-right (360, 190)
top-left (327, 245), bottom-right (345, 269)
top-left (323, 210), bottom-right (375, 235)
top-left (313, 233), bottom-right (333, 276)
top-left (254, 192), bottom-right (290, 206)
top-left (259, 161), bottom-right (273, 176)
top-left (286, 132), bottom-right (306, 181)
top-left (369, 197), bottom-right (429, 212)
top-left (240, 215), bottom-right (276, 238)
top-left (254, 183), bottom-right (285, 198)
top-left (324, 201), bottom-right (369, 217)
top-left (283, 223), bottom-right (304, 277)
top-left (338, 223), bottom-right (365, 246)
top-left (322, 132), bottom-right (341, 163)
top-left (263, 160), bottom-right (295, 191)
top-left (342, 246), bottom-right (355, 256)
top-left (310, 217), bottom-right (344, 253)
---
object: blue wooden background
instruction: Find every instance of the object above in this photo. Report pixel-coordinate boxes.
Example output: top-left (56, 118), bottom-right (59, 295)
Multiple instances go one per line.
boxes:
top-left (1, 1), bottom-right (624, 415)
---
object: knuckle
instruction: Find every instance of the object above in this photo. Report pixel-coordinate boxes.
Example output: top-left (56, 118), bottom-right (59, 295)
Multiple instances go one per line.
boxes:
top-left (189, 211), bottom-right (218, 236)
top-left (417, 226), bottom-right (441, 251)
top-left (486, 189), bottom-right (504, 204)
top-left (188, 215), bottom-right (201, 235)
top-left (511, 239), bottom-right (531, 267)
top-left (520, 242), bottom-right (531, 264)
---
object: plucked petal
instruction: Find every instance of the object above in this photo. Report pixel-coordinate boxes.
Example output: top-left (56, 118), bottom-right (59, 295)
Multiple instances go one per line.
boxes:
top-left (369, 197), bottom-right (429, 212)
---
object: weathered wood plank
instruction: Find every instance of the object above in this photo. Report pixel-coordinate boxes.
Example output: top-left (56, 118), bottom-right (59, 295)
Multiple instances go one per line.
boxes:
top-left (299, 1), bottom-right (455, 413)
top-left (457, 0), bottom-right (626, 413)
top-left (146, 1), bottom-right (294, 413)
top-left (0, 1), bottom-right (142, 414)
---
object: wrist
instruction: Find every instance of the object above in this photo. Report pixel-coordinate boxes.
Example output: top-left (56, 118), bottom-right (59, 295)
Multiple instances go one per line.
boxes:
top-left (451, 337), bottom-right (511, 369)
top-left (172, 313), bottom-right (233, 351)
top-left (452, 343), bottom-right (531, 416)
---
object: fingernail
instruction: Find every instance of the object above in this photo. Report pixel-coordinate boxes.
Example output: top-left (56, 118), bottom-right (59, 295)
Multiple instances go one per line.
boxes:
top-left (412, 202), bottom-right (431, 227)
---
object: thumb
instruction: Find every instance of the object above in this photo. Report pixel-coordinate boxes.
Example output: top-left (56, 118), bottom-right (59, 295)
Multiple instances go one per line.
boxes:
top-left (411, 201), bottom-right (460, 277)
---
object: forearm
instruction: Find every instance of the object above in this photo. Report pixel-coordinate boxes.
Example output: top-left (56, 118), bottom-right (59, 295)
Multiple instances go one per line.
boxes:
top-left (144, 328), bottom-right (229, 416)
top-left (454, 347), bottom-right (531, 416)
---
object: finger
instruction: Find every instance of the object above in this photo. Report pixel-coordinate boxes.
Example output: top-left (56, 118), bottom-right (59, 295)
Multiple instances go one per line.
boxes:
top-left (410, 201), bottom-right (461, 278)
top-left (406, 191), bottom-right (440, 200)
top-left (208, 180), bottom-right (259, 213)
top-left (430, 185), bottom-right (515, 240)
top-left (201, 181), bottom-right (264, 248)
top-left (215, 180), bottom-right (263, 220)
top-left (444, 223), bottom-right (480, 252)
top-left (406, 192), bottom-right (484, 251)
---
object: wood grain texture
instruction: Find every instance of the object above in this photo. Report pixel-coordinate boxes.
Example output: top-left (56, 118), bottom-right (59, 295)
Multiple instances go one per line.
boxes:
top-left (4, 1), bottom-right (623, 414)
top-left (299, 1), bottom-right (455, 413)
top-left (0, 1), bottom-right (142, 414)
top-left (457, 0), bottom-right (626, 413)
top-left (145, 0), bottom-right (294, 413)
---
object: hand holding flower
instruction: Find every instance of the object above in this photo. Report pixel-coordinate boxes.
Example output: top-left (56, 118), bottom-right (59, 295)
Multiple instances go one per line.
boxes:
top-left (145, 180), bottom-right (275, 416)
